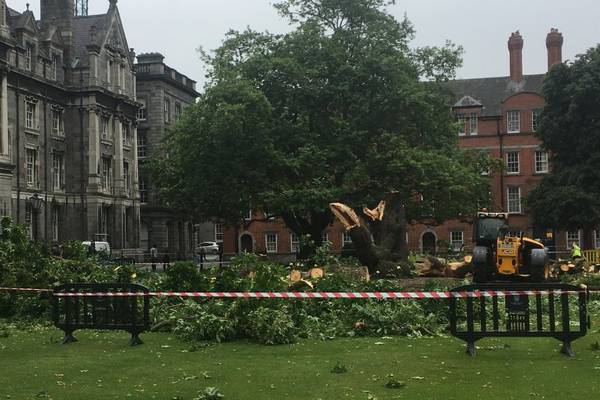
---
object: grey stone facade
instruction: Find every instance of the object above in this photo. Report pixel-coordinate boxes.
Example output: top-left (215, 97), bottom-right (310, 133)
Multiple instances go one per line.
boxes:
top-left (0, 0), bottom-right (140, 250)
top-left (135, 53), bottom-right (208, 259)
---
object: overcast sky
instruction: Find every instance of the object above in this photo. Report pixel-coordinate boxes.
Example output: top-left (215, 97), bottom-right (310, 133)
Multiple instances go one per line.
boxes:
top-left (11, 0), bottom-right (600, 89)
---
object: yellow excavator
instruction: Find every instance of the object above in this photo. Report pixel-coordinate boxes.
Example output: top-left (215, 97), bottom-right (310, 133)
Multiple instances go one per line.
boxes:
top-left (472, 211), bottom-right (550, 283)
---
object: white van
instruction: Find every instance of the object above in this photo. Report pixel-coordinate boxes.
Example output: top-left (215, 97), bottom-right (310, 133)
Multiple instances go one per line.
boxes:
top-left (82, 241), bottom-right (111, 256)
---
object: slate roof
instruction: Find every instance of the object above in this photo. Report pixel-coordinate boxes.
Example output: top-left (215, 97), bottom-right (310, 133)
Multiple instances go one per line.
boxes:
top-left (72, 14), bottom-right (109, 63)
top-left (447, 74), bottom-right (546, 116)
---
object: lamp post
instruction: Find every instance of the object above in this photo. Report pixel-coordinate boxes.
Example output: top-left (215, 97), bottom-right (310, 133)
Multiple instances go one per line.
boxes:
top-left (29, 193), bottom-right (43, 240)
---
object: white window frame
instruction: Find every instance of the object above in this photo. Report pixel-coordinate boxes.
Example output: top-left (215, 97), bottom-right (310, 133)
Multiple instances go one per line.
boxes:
top-left (25, 101), bottom-right (37, 129)
top-left (215, 223), bottom-right (224, 243)
top-left (52, 153), bottom-right (64, 191)
top-left (469, 112), bottom-right (478, 135)
top-left (26, 148), bottom-right (37, 187)
top-left (321, 231), bottom-right (330, 244)
top-left (342, 231), bottom-right (352, 245)
top-left (101, 157), bottom-right (112, 193)
top-left (265, 232), bottom-right (277, 253)
top-left (123, 161), bottom-right (130, 196)
top-left (506, 151), bottom-right (520, 174)
top-left (107, 60), bottom-right (112, 84)
top-left (51, 109), bottom-right (64, 136)
top-left (507, 186), bottom-right (522, 214)
top-left (243, 209), bottom-right (252, 220)
top-left (137, 132), bottom-right (147, 159)
top-left (507, 110), bottom-right (521, 134)
top-left (290, 232), bottom-right (300, 253)
top-left (457, 113), bottom-right (466, 136)
top-left (450, 231), bottom-right (464, 251)
top-left (52, 55), bottom-right (59, 80)
top-left (566, 230), bottom-right (582, 249)
top-left (594, 229), bottom-right (600, 249)
top-left (535, 150), bottom-right (549, 174)
top-left (164, 98), bottom-right (170, 123)
top-left (175, 103), bottom-right (182, 120)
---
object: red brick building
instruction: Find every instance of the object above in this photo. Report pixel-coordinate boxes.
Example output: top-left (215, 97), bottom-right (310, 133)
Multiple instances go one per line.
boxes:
top-left (219, 29), bottom-right (598, 259)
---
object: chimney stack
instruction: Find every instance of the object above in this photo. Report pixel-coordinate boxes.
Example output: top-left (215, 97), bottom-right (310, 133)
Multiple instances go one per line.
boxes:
top-left (546, 28), bottom-right (563, 70)
top-left (508, 31), bottom-right (524, 82)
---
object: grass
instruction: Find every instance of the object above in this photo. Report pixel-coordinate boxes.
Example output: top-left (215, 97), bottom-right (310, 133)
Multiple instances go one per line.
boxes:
top-left (0, 326), bottom-right (600, 399)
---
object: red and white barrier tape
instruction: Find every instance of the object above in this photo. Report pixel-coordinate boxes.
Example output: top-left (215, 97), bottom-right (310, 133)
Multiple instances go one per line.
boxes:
top-left (0, 287), bottom-right (594, 299)
top-left (52, 289), bottom-right (587, 299)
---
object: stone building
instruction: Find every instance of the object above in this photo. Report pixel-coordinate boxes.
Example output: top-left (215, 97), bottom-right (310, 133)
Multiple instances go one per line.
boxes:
top-left (0, 0), bottom-right (140, 249)
top-left (135, 52), bottom-right (203, 258)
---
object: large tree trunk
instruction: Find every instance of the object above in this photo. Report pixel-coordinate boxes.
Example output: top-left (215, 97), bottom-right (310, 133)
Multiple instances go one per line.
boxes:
top-left (330, 193), bottom-right (409, 275)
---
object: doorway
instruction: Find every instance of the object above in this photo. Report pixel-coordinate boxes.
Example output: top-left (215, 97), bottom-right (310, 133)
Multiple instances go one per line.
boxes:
top-left (240, 234), bottom-right (253, 253)
top-left (422, 231), bottom-right (437, 255)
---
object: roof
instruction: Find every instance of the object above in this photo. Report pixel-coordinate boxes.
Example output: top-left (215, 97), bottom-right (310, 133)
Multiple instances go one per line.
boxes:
top-left (72, 14), bottom-right (109, 63)
top-left (447, 74), bottom-right (546, 116)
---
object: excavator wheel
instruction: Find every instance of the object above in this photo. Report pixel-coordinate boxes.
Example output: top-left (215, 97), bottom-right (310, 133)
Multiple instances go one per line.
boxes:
top-left (472, 246), bottom-right (491, 283)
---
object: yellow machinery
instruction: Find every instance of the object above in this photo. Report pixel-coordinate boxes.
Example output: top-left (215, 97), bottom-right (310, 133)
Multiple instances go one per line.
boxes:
top-left (472, 211), bottom-right (549, 283)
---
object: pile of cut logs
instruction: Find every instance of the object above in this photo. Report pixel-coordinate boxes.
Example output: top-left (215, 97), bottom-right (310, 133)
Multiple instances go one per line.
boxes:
top-left (414, 255), bottom-right (473, 278)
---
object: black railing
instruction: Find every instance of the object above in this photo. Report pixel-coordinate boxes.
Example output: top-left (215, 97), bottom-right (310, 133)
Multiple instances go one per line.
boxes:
top-left (449, 283), bottom-right (589, 357)
top-left (52, 283), bottom-right (150, 346)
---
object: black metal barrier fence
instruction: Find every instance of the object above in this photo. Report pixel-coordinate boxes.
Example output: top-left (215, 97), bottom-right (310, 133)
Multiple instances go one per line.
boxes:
top-left (52, 284), bottom-right (150, 346)
top-left (449, 283), bottom-right (590, 356)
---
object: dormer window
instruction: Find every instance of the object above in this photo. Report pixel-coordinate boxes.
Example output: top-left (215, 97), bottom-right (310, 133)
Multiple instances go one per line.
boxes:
top-left (25, 43), bottom-right (34, 71)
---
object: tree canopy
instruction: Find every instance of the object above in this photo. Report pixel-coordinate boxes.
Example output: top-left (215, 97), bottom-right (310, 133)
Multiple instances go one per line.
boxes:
top-left (151, 0), bottom-right (492, 252)
top-left (527, 45), bottom-right (600, 233)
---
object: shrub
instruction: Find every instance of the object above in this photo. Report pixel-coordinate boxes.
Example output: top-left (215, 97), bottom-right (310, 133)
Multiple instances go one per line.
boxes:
top-left (163, 262), bottom-right (211, 292)
top-left (172, 301), bottom-right (237, 343)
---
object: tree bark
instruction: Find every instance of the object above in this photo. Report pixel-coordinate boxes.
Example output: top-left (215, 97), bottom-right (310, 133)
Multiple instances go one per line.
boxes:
top-left (281, 210), bottom-right (333, 258)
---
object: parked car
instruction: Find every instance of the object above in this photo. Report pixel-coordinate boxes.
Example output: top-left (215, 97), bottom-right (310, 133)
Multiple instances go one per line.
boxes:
top-left (197, 241), bottom-right (220, 255)
top-left (82, 241), bottom-right (111, 256)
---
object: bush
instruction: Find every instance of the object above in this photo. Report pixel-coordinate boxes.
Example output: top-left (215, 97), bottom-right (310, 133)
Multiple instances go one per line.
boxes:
top-left (172, 301), bottom-right (238, 343)
top-left (163, 262), bottom-right (211, 292)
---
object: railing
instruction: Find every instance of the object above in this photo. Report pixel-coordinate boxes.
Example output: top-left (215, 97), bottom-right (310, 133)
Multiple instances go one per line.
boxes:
top-left (53, 283), bottom-right (150, 346)
top-left (449, 283), bottom-right (589, 357)
top-left (583, 249), bottom-right (600, 264)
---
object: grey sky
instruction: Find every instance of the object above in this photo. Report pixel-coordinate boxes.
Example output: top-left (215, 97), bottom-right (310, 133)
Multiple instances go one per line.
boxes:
top-left (11, 0), bottom-right (600, 88)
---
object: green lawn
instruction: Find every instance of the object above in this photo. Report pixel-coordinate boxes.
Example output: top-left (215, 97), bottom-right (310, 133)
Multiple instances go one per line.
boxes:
top-left (1, 326), bottom-right (599, 400)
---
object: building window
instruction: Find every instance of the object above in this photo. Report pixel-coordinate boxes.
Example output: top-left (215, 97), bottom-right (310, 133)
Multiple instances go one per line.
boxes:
top-left (342, 231), bottom-right (352, 245)
top-left (507, 186), bottom-right (522, 214)
top-left (450, 231), bottom-right (464, 251)
top-left (566, 230), bottom-right (582, 249)
top-left (137, 132), bottom-right (147, 159)
top-left (507, 110), bottom-right (520, 133)
top-left (139, 177), bottom-right (148, 203)
top-left (52, 55), bottom-right (60, 80)
top-left (265, 232), bottom-right (277, 253)
top-left (101, 116), bottom-right (110, 140)
top-left (175, 103), bottom-right (182, 120)
top-left (107, 60), bottom-right (112, 83)
top-left (321, 231), bottom-right (330, 244)
top-left (25, 101), bottom-right (37, 129)
top-left (52, 206), bottom-right (59, 241)
top-left (101, 157), bottom-right (112, 193)
top-left (532, 109), bottom-right (541, 132)
top-left (457, 113), bottom-right (466, 136)
top-left (26, 148), bottom-right (37, 187)
top-left (25, 43), bottom-right (33, 71)
top-left (469, 113), bottom-right (478, 135)
top-left (535, 151), bottom-right (549, 174)
top-left (215, 223), bottom-right (224, 243)
top-left (506, 151), bottom-right (520, 174)
top-left (290, 232), bottom-right (300, 253)
top-left (51, 110), bottom-right (63, 136)
top-left (122, 122), bottom-right (130, 146)
top-left (123, 161), bottom-right (130, 196)
top-left (243, 209), bottom-right (252, 220)
top-left (52, 153), bottom-right (64, 191)
top-left (594, 229), bottom-right (600, 249)
top-left (164, 98), bottom-right (170, 123)
top-left (25, 203), bottom-right (33, 239)
top-left (137, 99), bottom-right (147, 121)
